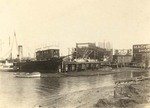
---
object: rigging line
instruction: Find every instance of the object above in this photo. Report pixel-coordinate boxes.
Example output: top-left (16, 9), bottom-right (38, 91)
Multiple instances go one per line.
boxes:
top-left (10, 32), bottom-right (18, 55)
top-left (23, 44), bottom-right (31, 51)
top-left (8, 37), bottom-right (10, 46)
top-left (22, 44), bottom-right (34, 57)
top-left (1, 49), bottom-right (12, 59)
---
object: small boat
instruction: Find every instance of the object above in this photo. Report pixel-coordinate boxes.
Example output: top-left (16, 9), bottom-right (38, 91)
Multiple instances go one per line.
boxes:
top-left (15, 72), bottom-right (41, 78)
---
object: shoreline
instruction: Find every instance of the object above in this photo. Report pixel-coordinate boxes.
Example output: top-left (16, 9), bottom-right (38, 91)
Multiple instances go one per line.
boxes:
top-left (39, 68), bottom-right (150, 108)
top-left (41, 67), bottom-right (149, 78)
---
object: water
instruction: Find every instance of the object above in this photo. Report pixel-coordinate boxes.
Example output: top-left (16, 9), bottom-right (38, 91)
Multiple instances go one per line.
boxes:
top-left (0, 68), bottom-right (149, 108)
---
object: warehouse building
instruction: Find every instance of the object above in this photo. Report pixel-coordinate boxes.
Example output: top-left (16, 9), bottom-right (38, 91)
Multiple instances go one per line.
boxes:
top-left (112, 49), bottom-right (132, 67)
top-left (132, 44), bottom-right (150, 68)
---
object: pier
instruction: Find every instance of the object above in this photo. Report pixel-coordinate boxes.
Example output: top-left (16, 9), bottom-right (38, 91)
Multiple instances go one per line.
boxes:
top-left (60, 61), bottom-right (105, 73)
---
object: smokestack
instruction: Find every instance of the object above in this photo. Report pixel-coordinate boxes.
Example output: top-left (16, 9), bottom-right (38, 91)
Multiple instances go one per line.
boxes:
top-left (18, 45), bottom-right (23, 60)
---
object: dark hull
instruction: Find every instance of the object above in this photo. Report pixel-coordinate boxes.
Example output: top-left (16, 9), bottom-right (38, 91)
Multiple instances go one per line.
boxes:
top-left (15, 58), bottom-right (62, 73)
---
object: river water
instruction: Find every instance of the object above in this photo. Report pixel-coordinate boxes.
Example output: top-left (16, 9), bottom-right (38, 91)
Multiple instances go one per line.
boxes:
top-left (0, 68), bottom-right (149, 108)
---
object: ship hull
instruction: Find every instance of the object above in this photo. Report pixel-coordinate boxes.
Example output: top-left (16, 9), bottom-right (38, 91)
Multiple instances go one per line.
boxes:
top-left (14, 58), bottom-right (62, 73)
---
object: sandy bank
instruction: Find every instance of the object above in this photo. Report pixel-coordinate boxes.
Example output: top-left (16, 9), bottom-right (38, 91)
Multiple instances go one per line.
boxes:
top-left (38, 86), bottom-right (114, 108)
top-left (95, 78), bottom-right (150, 108)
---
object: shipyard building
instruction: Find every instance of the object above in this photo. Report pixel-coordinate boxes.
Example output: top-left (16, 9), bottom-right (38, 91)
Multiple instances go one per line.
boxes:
top-left (61, 42), bottom-right (113, 72)
top-left (112, 49), bottom-right (132, 67)
top-left (132, 44), bottom-right (150, 68)
top-left (72, 43), bottom-right (113, 62)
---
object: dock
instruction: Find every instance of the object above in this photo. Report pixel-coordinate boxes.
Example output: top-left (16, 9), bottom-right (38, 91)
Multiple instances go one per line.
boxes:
top-left (60, 61), bottom-right (104, 72)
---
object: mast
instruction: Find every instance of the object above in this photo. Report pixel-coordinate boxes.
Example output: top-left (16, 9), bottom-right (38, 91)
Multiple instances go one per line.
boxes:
top-left (9, 32), bottom-right (18, 60)
top-left (0, 39), bottom-right (3, 59)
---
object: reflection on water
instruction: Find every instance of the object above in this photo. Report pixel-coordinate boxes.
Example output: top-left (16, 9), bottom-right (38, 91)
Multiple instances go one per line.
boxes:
top-left (0, 68), bottom-right (149, 108)
top-left (113, 69), bottom-right (150, 80)
top-left (0, 71), bottom-right (41, 108)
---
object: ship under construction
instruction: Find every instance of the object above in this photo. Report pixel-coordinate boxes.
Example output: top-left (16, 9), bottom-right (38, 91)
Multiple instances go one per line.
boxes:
top-left (61, 42), bottom-right (113, 72)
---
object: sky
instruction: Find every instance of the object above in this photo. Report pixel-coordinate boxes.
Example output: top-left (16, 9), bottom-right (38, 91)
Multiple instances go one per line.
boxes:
top-left (0, 0), bottom-right (150, 58)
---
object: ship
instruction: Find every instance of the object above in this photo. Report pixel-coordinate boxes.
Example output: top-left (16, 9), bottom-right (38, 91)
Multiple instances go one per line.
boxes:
top-left (0, 59), bottom-right (14, 71)
top-left (0, 32), bottom-right (18, 72)
top-left (14, 48), bottom-right (63, 73)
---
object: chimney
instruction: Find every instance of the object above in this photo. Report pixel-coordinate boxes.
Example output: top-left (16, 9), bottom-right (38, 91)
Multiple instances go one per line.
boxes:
top-left (18, 45), bottom-right (23, 60)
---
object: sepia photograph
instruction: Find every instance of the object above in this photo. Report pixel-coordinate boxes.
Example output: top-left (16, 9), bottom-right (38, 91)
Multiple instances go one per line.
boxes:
top-left (0, 0), bottom-right (150, 108)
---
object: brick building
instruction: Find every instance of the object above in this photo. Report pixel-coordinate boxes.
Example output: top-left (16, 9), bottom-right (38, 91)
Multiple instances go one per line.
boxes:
top-left (132, 44), bottom-right (150, 68)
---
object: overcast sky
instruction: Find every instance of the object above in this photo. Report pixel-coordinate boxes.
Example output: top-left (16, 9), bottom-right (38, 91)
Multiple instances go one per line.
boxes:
top-left (0, 0), bottom-right (150, 57)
